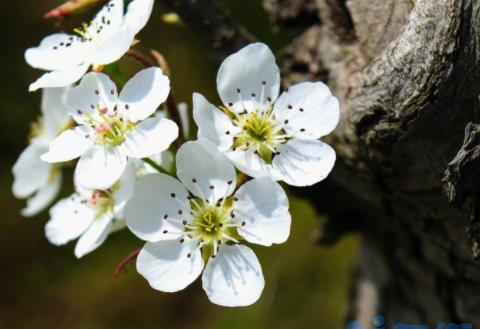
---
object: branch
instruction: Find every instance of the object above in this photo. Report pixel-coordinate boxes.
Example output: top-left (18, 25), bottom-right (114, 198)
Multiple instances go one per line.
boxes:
top-left (159, 0), bottom-right (254, 61)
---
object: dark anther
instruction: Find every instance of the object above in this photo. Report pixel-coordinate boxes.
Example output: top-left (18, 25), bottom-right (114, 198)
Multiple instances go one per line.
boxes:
top-left (284, 119), bottom-right (289, 124)
top-left (236, 88), bottom-right (241, 93)
top-left (287, 105), bottom-right (292, 109)
top-left (241, 221), bottom-right (246, 226)
top-left (192, 177), bottom-right (197, 183)
top-left (163, 230), bottom-right (168, 234)
top-left (178, 209), bottom-right (183, 215)
top-left (227, 180), bottom-right (233, 185)
top-left (209, 185), bottom-right (214, 190)
top-left (95, 89), bottom-right (99, 95)
top-left (170, 193), bottom-right (176, 198)
top-left (163, 214), bottom-right (168, 219)
top-left (182, 220), bottom-right (187, 225)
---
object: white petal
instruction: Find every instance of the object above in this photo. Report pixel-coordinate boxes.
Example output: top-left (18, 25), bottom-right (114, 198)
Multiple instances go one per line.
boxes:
top-left (234, 177), bottom-right (291, 246)
top-left (137, 239), bottom-right (203, 292)
top-left (12, 144), bottom-right (50, 198)
top-left (29, 64), bottom-right (90, 92)
top-left (87, 0), bottom-right (124, 40)
top-left (87, 26), bottom-right (135, 65)
top-left (112, 161), bottom-right (137, 218)
top-left (25, 33), bottom-right (94, 71)
top-left (192, 93), bottom-right (237, 151)
top-left (74, 214), bottom-right (113, 258)
top-left (123, 117), bottom-right (178, 158)
top-left (74, 145), bottom-right (127, 190)
top-left (202, 244), bottom-right (264, 307)
top-left (41, 86), bottom-right (72, 139)
top-left (216, 43), bottom-right (280, 113)
top-left (227, 149), bottom-right (275, 178)
top-left (41, 125), bottom-right (94, 163)
top-left (123, 0), bottom-right (154, 35)
top-left (118, 67), bottom-right (170, 122)
top-left (177, 140), bottom-right (236, 202)
top-left (45, 195), bottom-right (96, 246)
top-left (273, 82), bottom-right (340, 139)
top-left (125, 173), bottom-right (190, 242)
top-left (273, 139), bottom-right (336, 186)
top-left (67, 72), bottom-right (118, 124)
top-left (21, 172), bottom-right (62, 217)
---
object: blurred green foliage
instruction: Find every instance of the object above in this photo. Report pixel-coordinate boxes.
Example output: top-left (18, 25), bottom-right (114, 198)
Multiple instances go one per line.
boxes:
top-left (0, 1), bottom-right (358, 328)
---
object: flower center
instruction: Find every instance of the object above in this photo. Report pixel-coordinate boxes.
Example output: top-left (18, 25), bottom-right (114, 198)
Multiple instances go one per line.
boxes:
top-left (82, 109), bottom-right (134, 147)
top-left (84, 186), bottom-right (118, 218)
top-left (185, 197), bottom-right (242, 259)
top-left (226, 107), bottom-right (291, 163)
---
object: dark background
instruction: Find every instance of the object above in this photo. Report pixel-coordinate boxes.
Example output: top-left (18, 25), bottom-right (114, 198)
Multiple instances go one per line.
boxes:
top-left (0, 1), bottom-right (357, 328)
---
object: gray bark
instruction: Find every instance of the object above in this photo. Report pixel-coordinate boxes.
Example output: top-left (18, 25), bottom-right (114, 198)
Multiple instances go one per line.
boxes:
top-left (276, 0), bottom-right (480, 326)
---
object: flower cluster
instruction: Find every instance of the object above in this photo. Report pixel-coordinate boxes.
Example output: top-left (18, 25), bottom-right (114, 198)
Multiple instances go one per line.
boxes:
top-left (15, 0), bottom-right (340, 307)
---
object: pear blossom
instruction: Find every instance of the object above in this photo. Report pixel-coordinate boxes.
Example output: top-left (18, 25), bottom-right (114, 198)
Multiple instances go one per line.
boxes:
top-left (45, 162), bottom-right (136, 258)
top-left (41, 67), bottom-right (179, 191)
top-left (12, 87), bottom-right (72, 216)
top-left (125, 139), bottom-right (291, 307)
top-left (193, 42), bottom-right (340, 186)
top-left (25, 0), bottom-right (154, 91)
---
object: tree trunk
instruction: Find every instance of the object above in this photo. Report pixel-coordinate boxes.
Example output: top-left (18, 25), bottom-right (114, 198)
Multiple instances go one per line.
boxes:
top-left (162, 0), bottom-right (480, 326)
top-left (268, 0), bottom-right (480, 326)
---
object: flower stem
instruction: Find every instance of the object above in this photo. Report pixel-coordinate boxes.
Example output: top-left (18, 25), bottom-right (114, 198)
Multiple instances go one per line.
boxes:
top-left (142, 158), bottom-right (170, 175)
top-left (113, 248), bottom-right (141, 278)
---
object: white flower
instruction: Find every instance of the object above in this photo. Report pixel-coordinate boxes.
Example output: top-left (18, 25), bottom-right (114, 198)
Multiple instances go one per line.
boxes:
top-left (25, 0), bottom-right (154, 91)
top-left (45, 162), bottom-right (136, 258)
top-left (193, 43), bottom-right (340, 186)
top-left (41, 67), bottom-right (179, 191)
top-left (12, 87), bottom-right (72, 217)
top-left (125, 139), bottom-right (291, 307)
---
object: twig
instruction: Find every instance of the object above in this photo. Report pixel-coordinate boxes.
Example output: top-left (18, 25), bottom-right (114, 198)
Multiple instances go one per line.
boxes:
top-left (126, 49), bottom-right (155, 68)
top-left (151, 50), bottom-right (184, 148)
top-left (44, 0), bottom-right (104, 21)
top-left (159, 0), bottom-right (254, 62)
top-left (113, 248), bottom-right (141, 278)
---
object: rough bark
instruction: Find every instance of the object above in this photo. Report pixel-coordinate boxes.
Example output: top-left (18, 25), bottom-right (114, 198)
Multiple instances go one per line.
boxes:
top-left (160, 0), bottom-right (480, 326)
top-left (276, 0), bottom-right (480, 326)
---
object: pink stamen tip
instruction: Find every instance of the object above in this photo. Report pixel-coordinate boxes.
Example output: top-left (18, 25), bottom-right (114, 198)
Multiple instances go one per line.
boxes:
top-left (95, 123), bottom-right (111, 133)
